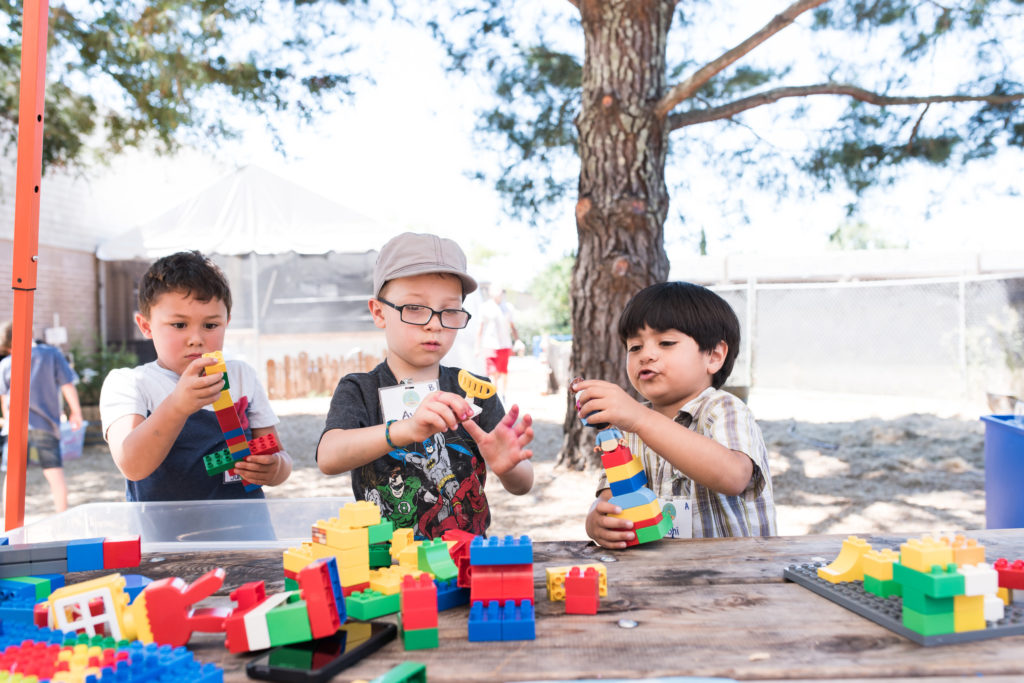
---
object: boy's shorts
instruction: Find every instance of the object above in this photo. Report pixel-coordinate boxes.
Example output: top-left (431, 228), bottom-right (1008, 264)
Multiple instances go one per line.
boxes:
top-left (0, 429), bottom-right (62, 471)
top-left (485, 348), bottom-right (513, 375)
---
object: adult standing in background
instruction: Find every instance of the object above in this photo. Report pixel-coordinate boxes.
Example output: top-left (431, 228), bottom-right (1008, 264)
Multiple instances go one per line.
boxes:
top-left (0, 321), bottom-right (83, 513)
top-left (476, 285), bottom-right (519, 402)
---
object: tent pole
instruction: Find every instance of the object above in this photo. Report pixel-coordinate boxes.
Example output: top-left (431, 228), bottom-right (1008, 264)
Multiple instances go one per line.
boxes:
top-left (5, 0), bottom-right (51, 531)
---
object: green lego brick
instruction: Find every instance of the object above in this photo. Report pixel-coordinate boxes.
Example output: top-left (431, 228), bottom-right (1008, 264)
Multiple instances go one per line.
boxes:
top-left (893, 561), bottom-right (964, 598)
top-left (284, 577), bottom-right (299, 591)
top-left (863, 575), bottom-right (902, 598)
top-left (902, 605), bottom-right (955, 636)
top-left (266, 598), bottom-right (313, 646)
top-left (417, 538), bottom-right (458, 582)
top-left (347, 589), bottom-right (400, 620)
top-left (203, 448), bottom-right (235, 476)
top-left (369, 543), bottom-right (393, 569)
top-left (901, 588), bottom-right (954, 615)
top-left (635, 515), bottom-right (673, 544)
top-left (221, 372), bottom-right (230, 391)
top-left (401, 626), bottom-right (439, 651)
top-left (368, 519), bottom-right (395, 545)
top-left (370, 661), bottom-right (427, 683)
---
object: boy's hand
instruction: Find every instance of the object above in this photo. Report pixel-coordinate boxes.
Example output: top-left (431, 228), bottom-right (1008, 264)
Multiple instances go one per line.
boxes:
top-left (462, 404), bottom-right (534, 476)
top-left (586, 496), bottom-right (635, 549)
top-left (232, 450), bottom-right (292, 487)
top-left (571, 378), bottom-right (648, 432)
top-left (169, 356), bottom-right (226, 418)
top-left (392, 391), bottom-right (475, 446)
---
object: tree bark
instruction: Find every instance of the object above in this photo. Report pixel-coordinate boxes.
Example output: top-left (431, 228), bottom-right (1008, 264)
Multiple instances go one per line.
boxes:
top-left (558, 0), bottom-right (674, 470)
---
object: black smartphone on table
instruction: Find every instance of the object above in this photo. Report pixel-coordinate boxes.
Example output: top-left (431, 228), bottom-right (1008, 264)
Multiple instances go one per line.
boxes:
top-left (246, 621), bottom-right (398, 682)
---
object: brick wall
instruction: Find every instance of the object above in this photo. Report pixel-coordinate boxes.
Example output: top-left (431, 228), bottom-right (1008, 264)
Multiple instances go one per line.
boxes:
top-left (0, 240), bottom-right (99, 349)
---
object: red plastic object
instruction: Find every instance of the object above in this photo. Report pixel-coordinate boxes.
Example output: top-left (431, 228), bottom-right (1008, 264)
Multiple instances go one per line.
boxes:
top-left (224, 581), bottom-right (268, 654)
top-left (102, 536), bottom-right (141, 569)
top-left (248, 433), bottom-right (281, 456)
top-left (400, 574), bottom-right (438, 630)
top-left (141, 568), bottom-right (227, 646)
top-left (299, 558), bottom-right (343, 638)
top-left (993, 558), bottom-right (1024, 590)
top-left (565, 567), bottom-right (599, 615)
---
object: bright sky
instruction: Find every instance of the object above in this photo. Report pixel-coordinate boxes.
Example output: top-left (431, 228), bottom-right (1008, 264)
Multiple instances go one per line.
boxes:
top-left (86, 3), bottom-right (1024, 288)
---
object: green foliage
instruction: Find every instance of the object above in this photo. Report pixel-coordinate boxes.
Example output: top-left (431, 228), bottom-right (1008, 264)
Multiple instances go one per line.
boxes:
top-left (0, 0), bottom-right (370, 171)
top-left (68, 341), bottom-right (138, 406)
top-left (526, 254), bottom-right (573, 337)
top-left (827, 221), bottom-right (907, 250)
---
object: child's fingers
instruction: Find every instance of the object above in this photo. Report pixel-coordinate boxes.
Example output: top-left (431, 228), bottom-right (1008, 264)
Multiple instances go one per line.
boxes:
top-left (461, 417), bottom-right (486, 441)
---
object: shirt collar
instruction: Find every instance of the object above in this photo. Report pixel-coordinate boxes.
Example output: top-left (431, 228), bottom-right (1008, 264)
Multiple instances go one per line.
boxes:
top-left (674, 386), bottom-right (717, 427)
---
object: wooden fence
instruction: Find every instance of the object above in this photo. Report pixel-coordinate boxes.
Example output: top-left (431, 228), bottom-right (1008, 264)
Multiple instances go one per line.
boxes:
top-left (265, 351), bottom-right (383, 400)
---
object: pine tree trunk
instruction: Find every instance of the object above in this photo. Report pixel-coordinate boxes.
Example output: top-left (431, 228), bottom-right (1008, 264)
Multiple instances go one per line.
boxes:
top-left (558, 0), bottom-right (673, 470)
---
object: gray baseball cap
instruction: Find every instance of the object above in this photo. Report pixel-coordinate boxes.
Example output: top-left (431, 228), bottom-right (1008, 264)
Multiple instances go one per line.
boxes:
top-left (373, 232), bottom-right (478, 298)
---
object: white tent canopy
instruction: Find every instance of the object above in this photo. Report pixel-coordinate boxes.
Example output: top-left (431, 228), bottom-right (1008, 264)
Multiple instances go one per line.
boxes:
top-left (96, 164), bottom-right (388, 260)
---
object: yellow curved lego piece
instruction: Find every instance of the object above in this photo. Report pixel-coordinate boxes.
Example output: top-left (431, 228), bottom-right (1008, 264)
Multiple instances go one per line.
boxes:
top-left (817, 535), bottom-right (872, 584)
top-left (458, 369), bottom-right (496, 400)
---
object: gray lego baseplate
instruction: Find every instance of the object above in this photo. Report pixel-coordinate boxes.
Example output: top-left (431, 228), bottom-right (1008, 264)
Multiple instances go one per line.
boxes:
top-left (783, 562), bottom-right (1024, 646)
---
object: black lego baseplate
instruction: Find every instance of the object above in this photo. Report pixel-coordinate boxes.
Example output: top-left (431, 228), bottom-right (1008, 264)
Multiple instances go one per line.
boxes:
top-left (783, 561), bottom-right (1024, 646)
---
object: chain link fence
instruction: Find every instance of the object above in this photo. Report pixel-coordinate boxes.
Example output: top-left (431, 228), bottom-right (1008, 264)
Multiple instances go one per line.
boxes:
top-left (711, 274), bottom-right (1024, 402)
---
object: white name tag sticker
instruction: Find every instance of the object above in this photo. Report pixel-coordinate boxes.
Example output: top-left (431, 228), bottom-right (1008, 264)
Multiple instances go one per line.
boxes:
top-left (379, 380), bottom-right (440, 424)
top-left (659, 496), bottom-right (692, 539)
top-left (224, 470), bottom-right (242, 484)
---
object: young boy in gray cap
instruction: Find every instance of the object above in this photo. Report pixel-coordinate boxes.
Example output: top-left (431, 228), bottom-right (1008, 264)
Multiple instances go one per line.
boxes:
top-left (317, 232), bottom-right (534, 538)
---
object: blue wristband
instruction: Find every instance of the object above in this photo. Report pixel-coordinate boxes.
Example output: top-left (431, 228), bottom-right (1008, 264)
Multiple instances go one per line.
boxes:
top-left (385, 420), bottom-right (398, 449)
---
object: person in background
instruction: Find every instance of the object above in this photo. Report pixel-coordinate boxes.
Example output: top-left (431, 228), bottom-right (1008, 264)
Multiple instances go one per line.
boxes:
top-left (0, 321), bottom-right (83, 513)
top-left (476, 284), bottom-right (519, 402)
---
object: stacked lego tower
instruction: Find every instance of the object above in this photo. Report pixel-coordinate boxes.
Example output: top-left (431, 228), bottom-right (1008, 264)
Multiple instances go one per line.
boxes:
top-left (466, 535), bottom-right (535, 641)
top-left (596, 427), bottom-right (673, 545)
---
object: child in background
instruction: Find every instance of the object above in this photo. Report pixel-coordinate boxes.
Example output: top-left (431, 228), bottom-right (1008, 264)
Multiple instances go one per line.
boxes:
top-left (100, 251), bottom-right (292, 501)
top-left (578, 281), bottom-right (776, 547)
top-left (317, 232), bottom-right (534, 538)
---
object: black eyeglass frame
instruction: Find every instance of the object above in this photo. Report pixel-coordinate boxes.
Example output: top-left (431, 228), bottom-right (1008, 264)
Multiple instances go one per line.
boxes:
top-left (376, 297), bottom-right (472, 329)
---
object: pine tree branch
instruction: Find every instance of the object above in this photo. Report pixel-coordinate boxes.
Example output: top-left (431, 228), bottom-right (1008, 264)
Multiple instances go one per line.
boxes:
top-left (667, 83), bottom-right (1024, 130)
top-left (655, 0), bottom-right (830, 119)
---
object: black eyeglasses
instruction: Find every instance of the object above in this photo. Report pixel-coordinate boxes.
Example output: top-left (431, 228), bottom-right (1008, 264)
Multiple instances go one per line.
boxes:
top-left (377, 297), bottom-right (472, 329)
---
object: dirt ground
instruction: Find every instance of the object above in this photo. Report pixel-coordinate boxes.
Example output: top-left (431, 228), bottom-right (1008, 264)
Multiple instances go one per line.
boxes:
top-left (3, 357), bottom-right (992, 540)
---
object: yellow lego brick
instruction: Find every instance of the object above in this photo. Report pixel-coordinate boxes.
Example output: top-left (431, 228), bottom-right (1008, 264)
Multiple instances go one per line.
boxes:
top-left (953, 594), bottom-right (986, 632)
top-left (337, 564), bottom-right (370, 587)
top-left (900, 536), bottom-right (954, 574)
top-left (398, 542), bottom-right (422, 569)
top-left (314, 520), bottom-right (369, 550)
top-left (390, 528), bottom-right (415, 559)
top-left (369, 565), bottom-right (425, 595)
top-left (861, 548), bottom-right (900, 582)
top-left (948, 535), bottom-right (985, 566)
top-left (818, 536), bottom-right (871, 584)
top-left (998, 586), bottom-right (1011, 605)
top-left (610, 500), bottom-right (662, 524)
top-left (605, 457), bottom-right (644, 484)
top-left (228, 440), bottom-right (249, 455)
top-left (283, 543), bottom-right (316, 574)
top-left (335, 500), bottom-right (382, 529)
top-left (212, 390), bottom-right (235, 411)
top-left (202, 350), bottom-right (227, 376)
top-left (546, 563), bottom-right (608, 601)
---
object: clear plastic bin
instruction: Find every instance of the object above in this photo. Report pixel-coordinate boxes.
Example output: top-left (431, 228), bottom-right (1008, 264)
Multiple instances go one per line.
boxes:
top-left (59, 420), bottom-right (89, 461)
top-left (3, 497), bottom-right (353, 552)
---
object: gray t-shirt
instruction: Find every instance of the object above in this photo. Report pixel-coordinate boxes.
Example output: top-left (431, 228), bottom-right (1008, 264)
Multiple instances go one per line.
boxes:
top-left (320, 362), bottom-right (503, 539)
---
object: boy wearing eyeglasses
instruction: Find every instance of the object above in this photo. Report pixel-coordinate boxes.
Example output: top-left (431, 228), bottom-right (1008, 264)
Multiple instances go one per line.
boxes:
top-left (317, 232), bottom-right (534, 538)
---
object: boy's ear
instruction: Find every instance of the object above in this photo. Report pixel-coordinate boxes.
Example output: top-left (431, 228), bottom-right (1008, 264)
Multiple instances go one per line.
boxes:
top-left (134, 312), bottom-right (154, 340)
top-left (368, 299), bottom-right (387, 329)
top-left (706, 340), bottom-right (727, 375)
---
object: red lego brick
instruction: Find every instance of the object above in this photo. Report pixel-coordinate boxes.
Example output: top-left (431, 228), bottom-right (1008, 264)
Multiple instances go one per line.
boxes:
top-left (140, 568), bottom-right (229, 647)
top-left (400, 574), bottom-right (438, 631)
top-left (215, 406), bottom-right (243, 434)
top-left (226, 434), bottom-right (248, 447)
top-left (632, 513), bottom-right (664, 530)
top-left (565, 567), bottom-right (599, 615)
top-left (600, 445), bottom-right (634, 469)
top-left (101, 536), bottom-right (141, 570)
top-left (500, 564), bottom-right (534, 603)
top-left (224, 581), bottom-right (268, 654)
top-left (469, 565), bottom-right (505, 603)
top-left (248, 433), bottom-right (281, 456)
top-left (299, 558), bottom-right (344, 639)
top-left (443, 529), bottom-right (476, 568)
top-left (342, 581), bottom-right (370, 597)
top-left (994, 558), bottom-right (1024, 590)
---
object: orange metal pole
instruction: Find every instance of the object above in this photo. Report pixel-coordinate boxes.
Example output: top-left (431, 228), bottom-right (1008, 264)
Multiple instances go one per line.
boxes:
top-left (5, 0), bottom-right (51, 531)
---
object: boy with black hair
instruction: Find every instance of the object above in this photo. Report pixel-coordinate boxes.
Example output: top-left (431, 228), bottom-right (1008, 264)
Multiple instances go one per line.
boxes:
top-left (576, 281), bottom-right (776, 547)
top-left (317, 232), bottom-right (534, 538)
top-left (100, 251), bottom-right (292, 501)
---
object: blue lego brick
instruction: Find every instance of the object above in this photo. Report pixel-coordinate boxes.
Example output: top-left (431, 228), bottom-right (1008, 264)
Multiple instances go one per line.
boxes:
top-left (608, 470), bottom-right (649, 496)
top-left (501, 599), bottom-right (535, 641)
top-left (66, 537), bottom-right (105, 572)
top-left (435, 578), bottom-right (470, 611)
top-left (243, 482), bottom-right (262, 492)
top-left (0, 537), bottom-right (8, 545)
top-left (469, 535), bottom-right (533, 566)
top-left (0, 620), bottom-right (66, 647)
top-left (223, 427), bottom-right (245, 442)
top-left (468, 600), bottom-right (503, 642)
top-left (0, 577), bottom-right (41, 601)
top-left (608, 487), bottom-right (657, 510)
top-left (36, 573), bottom-right (65, 592)
top-left (0, 597), bottom-right (37, 623)
top-left (124, 574), bottom-right (153, 603)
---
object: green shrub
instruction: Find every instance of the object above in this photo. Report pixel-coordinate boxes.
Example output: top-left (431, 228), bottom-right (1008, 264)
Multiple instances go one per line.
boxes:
top-left (69, 342), bottom-right (138, 406)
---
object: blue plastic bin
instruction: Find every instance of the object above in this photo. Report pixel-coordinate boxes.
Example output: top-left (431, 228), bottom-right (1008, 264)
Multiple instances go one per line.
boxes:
top-left (981, 414), bottom-right (1024, 529)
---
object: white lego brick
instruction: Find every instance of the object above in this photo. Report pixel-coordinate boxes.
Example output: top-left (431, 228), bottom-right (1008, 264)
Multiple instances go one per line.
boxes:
top-left (984, 594), bottom-right (1005, 622)
top-left (960, 563), bottom-right (999, 596)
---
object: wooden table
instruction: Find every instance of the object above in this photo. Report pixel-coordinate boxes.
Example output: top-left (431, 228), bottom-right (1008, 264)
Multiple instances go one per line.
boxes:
top-left (67, 531), bottom-right (1024, 682)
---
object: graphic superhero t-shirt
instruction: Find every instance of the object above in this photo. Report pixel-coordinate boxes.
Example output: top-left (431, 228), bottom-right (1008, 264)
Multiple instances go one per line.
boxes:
top-left (319, 362), bottom-right (502, 538)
